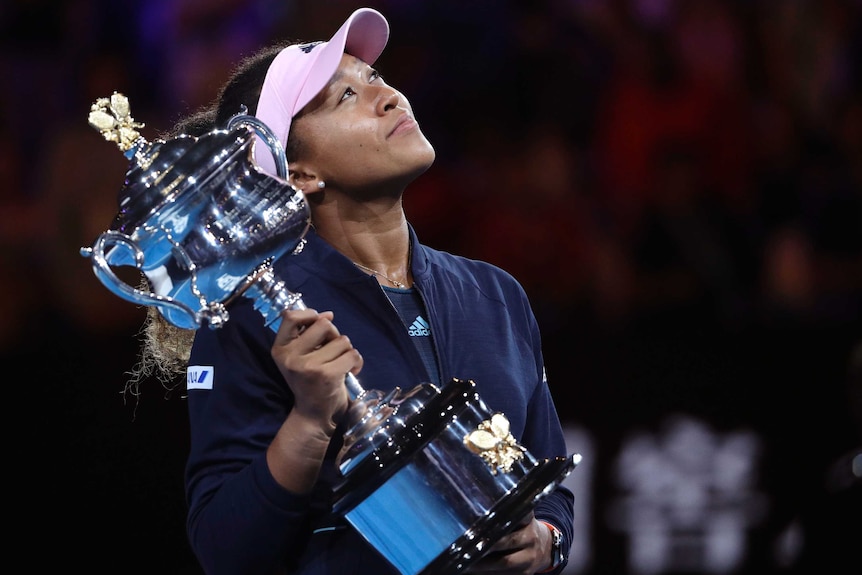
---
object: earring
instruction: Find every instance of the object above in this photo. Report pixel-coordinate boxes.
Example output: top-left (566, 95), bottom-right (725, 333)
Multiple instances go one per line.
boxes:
top-left (317, 180), bottom-right (326, 189)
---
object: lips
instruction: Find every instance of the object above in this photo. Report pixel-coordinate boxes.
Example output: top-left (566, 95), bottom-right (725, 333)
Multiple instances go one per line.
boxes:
top-left (388, 113), bottom-right (416, 137)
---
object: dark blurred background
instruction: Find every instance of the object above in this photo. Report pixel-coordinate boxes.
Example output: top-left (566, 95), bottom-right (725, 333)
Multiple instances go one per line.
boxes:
top-left (2, 0), bottom-right (860, 573)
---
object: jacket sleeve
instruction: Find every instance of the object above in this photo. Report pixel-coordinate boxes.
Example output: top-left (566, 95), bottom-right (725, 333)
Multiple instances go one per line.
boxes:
top-left (184, 300), bottom-right (320, 575)
top-left (529, 387), bottom-right (576, 574)
top-left (520, 294), bottom-right (576, 575)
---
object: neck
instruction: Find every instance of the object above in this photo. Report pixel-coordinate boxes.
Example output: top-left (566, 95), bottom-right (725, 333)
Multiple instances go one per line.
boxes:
top-left (310, 199), bottom-right (412, 286)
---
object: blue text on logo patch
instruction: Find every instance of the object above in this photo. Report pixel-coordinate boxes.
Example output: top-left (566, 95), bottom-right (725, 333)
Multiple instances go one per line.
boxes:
top-left (187, 365), bottom-right (214, 390)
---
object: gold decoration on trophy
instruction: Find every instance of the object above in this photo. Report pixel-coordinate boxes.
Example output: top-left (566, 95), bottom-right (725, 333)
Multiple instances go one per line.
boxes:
top-left (88, 92), bottom-right (144, 152)
top-left (464, 413), bottom-right (526, 474)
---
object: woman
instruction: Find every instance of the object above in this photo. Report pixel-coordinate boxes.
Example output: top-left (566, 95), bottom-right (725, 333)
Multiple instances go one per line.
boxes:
top-left (162, 7), bottom-right (573, 574)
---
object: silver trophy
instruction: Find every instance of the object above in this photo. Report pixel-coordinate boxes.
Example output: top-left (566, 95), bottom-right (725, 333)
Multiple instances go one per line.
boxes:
top-left (81, 93), bottom-right (580, 575)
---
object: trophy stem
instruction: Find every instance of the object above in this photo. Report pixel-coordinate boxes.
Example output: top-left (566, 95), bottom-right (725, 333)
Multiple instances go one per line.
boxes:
top-left (244, 263), bottom-right (366, 401)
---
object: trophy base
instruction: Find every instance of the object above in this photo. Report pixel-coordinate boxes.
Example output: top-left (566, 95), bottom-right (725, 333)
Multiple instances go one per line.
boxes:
top-left (332, 378), bottom-right (580, 575)
top-left (422, 454), bottom-right (578, 575)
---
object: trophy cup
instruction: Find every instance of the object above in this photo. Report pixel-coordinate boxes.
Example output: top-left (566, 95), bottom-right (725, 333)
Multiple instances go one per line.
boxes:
top-left (81, 92), bottom-right (580, 575)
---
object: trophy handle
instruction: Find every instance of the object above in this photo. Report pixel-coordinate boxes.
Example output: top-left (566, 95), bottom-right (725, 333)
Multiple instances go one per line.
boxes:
top-left (80, 230), bottom-right (228, 328)
top-left (227, 109), bottom-right (288, 179)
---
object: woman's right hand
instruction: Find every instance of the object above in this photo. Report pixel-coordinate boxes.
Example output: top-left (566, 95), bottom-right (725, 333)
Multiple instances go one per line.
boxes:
top-left (271, 308), bottom-right (363, 432)
top-left (266, 308), bottom-right (364, 493)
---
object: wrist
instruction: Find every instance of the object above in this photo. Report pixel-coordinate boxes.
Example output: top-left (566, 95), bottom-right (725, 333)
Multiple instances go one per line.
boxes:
top-left (536, 521), bottom-right (564, 573)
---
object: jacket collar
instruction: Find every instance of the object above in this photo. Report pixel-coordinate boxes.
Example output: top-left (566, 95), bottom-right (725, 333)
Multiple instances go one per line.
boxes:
top-left (273, 224), bottom-right (429, 287)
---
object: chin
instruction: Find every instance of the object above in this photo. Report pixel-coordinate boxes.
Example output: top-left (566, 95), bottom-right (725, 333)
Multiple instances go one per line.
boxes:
top-left (397, 139), bottom-right (436, 184)
top-left (417, 141), bottom-right (436, 170)
top-left (414, 151), bottom-right (436, 179)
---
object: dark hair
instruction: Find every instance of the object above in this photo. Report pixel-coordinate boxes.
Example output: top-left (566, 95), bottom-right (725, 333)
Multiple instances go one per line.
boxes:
top-left (164, 41), bottom-right (311, 161)
top-left (214, 42), bottom-right (289, 125)
top-left (161, 107), bottom-right (218, 139)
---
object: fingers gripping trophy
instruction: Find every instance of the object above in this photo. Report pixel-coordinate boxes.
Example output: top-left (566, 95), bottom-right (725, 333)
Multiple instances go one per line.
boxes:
top-left (81, 92), bottom-right (580, 575)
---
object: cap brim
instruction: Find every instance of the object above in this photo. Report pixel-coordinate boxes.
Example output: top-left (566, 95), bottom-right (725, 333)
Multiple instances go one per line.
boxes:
top-left (253, 8), bottom-right (389, 176)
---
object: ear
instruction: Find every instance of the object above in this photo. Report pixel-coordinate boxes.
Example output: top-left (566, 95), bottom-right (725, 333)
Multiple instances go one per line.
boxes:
top-left (288, 163), bottom-right (325, 195)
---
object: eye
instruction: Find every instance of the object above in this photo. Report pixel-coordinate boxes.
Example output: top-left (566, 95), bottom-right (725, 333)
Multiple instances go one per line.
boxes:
top-left (338, 69), bottom-right (383, 103)
top-left (339, 86), bottom-right (357, 102)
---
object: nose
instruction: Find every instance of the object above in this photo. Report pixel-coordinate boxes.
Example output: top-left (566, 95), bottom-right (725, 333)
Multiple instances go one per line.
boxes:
top-left (375, 85), bottom-right (401, 115)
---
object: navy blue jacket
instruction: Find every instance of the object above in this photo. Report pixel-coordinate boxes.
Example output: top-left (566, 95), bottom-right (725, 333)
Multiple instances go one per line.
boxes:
top-left (185, 226), bottom-right (574, 574)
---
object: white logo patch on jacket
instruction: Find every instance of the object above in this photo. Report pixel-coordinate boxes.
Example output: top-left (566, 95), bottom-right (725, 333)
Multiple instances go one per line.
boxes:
top-left (187, 366), bottom-right (214, 390)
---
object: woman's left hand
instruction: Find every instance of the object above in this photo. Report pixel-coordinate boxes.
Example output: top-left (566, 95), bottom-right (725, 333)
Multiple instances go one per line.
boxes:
top-left (466, 513), bottom-right (552, 574)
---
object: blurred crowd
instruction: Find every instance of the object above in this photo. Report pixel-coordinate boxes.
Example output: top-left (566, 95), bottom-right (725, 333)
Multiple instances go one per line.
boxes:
top-left (2, 0), bottom-right (861, 352)
top-left (1, 0), bottom-right (860, 573)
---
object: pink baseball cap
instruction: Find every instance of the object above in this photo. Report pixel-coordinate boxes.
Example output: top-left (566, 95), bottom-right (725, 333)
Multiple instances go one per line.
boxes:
top-left (253, 7), bottom-right (390, 176)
